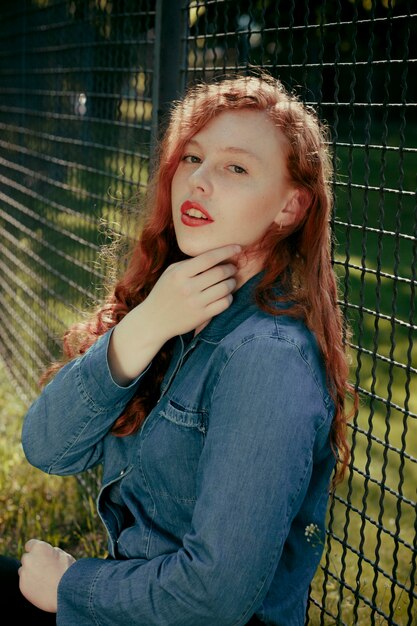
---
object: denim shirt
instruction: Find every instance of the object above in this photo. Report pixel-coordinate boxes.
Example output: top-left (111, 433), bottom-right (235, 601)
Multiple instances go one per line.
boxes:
top-left (22, 272), bottom-right (336, 626)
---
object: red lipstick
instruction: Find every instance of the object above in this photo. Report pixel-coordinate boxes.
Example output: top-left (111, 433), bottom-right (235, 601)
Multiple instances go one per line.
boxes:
top-left (180, 200), bottom-right (214, 227)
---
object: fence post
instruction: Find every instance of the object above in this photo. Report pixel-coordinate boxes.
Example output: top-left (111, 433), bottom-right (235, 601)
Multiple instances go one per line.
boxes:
top-left (151, 0), bottom-right (187, 156)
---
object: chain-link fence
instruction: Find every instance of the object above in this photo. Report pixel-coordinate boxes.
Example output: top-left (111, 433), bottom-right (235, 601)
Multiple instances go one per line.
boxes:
top-left (0, 1), bottom-right (416, 624)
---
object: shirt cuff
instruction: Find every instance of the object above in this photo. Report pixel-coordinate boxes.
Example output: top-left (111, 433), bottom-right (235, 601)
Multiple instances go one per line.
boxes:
top-left (78, 327), bottom-right (152, 410)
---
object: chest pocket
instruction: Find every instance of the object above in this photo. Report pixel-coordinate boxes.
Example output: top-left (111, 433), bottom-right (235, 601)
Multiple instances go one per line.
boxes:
top-left (140, 399), bottom-right (207, 502)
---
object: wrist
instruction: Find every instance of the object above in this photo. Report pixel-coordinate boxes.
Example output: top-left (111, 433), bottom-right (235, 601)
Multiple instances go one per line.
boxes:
top-left (108, 302), bottom-right (167, 386)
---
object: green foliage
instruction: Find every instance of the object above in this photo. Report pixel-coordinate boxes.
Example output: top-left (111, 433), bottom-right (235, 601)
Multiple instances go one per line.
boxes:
top-left (0, 363), bottom-right (106, 559)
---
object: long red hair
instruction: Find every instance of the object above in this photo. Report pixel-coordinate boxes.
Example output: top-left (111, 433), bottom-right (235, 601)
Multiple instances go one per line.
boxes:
top-left (42, 72), bottom-right (356, 484)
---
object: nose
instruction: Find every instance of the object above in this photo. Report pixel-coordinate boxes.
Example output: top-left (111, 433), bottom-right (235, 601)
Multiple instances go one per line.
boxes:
top-left (188, 162), bottom-right (213, 195)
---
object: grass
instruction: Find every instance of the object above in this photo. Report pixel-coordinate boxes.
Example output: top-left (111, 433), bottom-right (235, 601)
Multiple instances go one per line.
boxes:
top-left (0, 363), bottom-right (107, 560)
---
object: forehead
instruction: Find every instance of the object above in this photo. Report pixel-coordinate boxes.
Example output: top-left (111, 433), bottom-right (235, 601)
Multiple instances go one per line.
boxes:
top-left (188, 109), bottom-right (288, 160)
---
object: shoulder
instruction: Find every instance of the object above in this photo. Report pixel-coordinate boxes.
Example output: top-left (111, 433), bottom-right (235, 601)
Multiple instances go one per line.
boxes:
top-left (221, 307), bottom-right (319, 364)
top-left (215, 309), bottom-right (331, 408)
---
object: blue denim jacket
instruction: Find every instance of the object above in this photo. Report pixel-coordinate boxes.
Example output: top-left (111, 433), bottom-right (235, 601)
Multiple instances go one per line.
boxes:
top-left (22, 272), bottom-right (336, 626)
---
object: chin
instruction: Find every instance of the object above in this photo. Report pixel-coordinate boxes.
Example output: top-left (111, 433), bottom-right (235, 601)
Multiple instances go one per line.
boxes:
top-left (175, 237), bottom-right (212, 258)
top-left (177, 244), bottom-right (209, 257)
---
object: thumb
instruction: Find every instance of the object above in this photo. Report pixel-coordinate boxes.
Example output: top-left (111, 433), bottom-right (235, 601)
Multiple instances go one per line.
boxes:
top-left (24, 538), bottom-right (49, 552)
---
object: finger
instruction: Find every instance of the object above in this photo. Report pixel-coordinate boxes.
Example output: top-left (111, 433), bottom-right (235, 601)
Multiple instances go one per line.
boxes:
top-left (24, 539), bottom-right (52, 553)
top-left (24, 538), bottom-right (42, 552)
top-left (204, 293), bottom-right (234, 318)
top-left (185, 245), bottom-right (242, 277)
top-left (200, 278), bottom-right (237, 306)
top-left (195, 263), bottom-right (237, 292)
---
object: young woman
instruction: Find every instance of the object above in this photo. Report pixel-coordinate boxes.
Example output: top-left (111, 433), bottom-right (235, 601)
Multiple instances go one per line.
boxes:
top-left (9, 72), bottom-right (354, 625)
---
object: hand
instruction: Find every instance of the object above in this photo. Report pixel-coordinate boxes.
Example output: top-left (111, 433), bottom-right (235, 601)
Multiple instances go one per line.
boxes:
top-left (108, 244), bottom-right (241, 385)
top-left (143, 244), bottom-right (241, 342)
top-left (18, 539), bottom-right (76, 613)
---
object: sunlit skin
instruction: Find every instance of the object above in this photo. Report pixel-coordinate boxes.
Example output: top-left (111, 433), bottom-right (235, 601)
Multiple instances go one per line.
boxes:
top-left (18, 539), bottom-right (75, 613)
top-left (171, 109), bottom-right (301, 290)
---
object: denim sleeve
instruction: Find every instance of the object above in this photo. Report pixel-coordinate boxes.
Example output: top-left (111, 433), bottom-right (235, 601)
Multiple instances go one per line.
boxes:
top-left (57, 336), bottom-right (333, 626)
top-left (22, 328), bottom-right (150, 475)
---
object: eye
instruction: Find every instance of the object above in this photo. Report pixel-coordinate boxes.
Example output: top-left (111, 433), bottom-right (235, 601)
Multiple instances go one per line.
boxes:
top-left (182, 154), bottom-right (201, 164)
top-left (228, 164), bottom-right (247, 175)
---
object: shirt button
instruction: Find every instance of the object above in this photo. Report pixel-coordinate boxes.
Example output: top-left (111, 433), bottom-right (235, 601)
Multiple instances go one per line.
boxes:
top-left (120, 469), bottom-right (125, 476)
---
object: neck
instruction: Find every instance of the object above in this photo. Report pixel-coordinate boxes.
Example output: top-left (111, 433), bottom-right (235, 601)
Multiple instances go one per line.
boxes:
top-left (233, 251), bottom-right (264, 292)
top-left (193, 251), bottom-right (264, 338)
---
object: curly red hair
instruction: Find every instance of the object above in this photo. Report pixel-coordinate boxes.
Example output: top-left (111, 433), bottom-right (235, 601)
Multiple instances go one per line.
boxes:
top-left (42, 72), bottom-right (356, 484)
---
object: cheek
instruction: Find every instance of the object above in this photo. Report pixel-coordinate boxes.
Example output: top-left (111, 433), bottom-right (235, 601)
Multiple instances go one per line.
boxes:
top-left (241, 192), bottom-right (275, 223)
top-left (171, 166), bottom-right (184, 196)
top-left (257, 188), bottom-right (283, 219)
top-left (171, 174), bottom-right (179, 199)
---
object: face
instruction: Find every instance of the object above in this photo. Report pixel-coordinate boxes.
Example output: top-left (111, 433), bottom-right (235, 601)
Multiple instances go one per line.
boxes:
top-left (171, 109), bottom-right (297, 259)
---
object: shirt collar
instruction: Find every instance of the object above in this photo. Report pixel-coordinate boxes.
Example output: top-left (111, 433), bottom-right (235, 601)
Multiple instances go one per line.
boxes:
top-left (196, 270), bottom-right (265, 343)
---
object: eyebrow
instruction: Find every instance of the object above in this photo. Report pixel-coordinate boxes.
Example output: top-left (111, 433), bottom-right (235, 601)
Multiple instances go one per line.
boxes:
top-left (186, 138), bottom-right (262, 162)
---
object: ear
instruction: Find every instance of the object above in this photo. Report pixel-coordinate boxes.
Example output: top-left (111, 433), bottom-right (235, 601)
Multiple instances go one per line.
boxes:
top-left (274, 189), bottom-right (311, 228)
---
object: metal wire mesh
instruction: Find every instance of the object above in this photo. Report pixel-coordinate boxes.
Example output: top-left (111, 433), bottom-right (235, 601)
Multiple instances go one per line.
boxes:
top-left (0, 1), bottom-right (416, 624)
top-left (0, 0), bottom-right (156, 398)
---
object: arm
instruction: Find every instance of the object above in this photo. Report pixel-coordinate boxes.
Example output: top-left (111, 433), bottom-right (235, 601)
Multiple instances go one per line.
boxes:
top-left (22, 245), bottom-right (240, 475)
top-left (21, 327), bottom-right (149, 474)
top-left (56, 337), bottom-right (333, 625)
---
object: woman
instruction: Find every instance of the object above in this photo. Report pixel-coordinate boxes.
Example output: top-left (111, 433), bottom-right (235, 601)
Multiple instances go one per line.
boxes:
top-left (11, 72), bottom-right (354, 625)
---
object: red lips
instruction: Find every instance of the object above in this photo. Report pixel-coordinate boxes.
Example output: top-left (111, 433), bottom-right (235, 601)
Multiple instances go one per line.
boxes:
top-left (180, 200), bottom-right (214, 227)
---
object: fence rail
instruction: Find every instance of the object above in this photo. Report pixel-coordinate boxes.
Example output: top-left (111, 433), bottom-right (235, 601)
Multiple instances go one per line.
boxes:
top-left (0, 1), bottom-right (416, 624)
